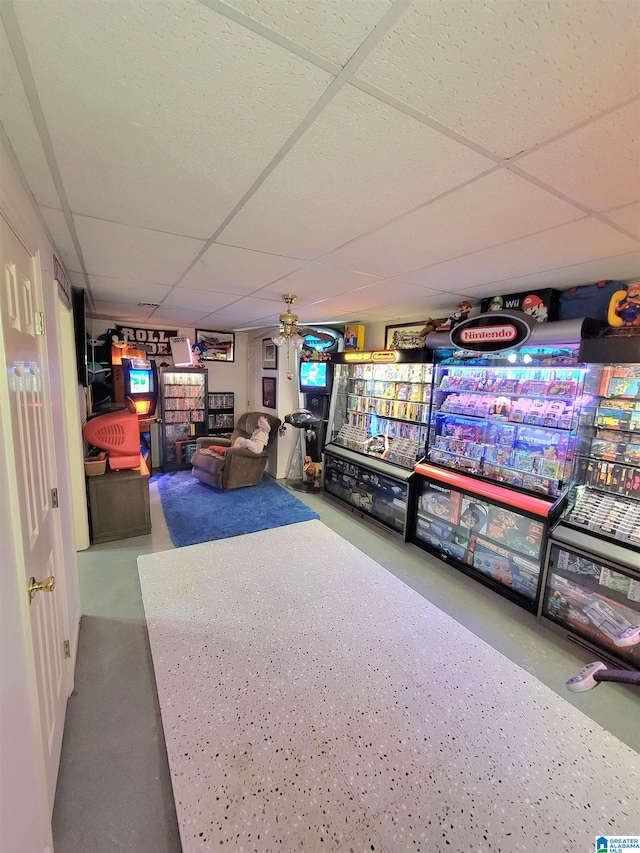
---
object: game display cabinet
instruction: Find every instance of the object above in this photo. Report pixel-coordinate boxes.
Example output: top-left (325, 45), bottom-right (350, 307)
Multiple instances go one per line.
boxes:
top-left (323, 349), bottom-right (433, 536)
top-left (207, 392), bottom-right (234, 438)
top-left (159, 368), bottom-right (207, 471)
top-left (411, 339), bottom-right (597, 611)
top-left (540, 340), bottom-right (640, 666)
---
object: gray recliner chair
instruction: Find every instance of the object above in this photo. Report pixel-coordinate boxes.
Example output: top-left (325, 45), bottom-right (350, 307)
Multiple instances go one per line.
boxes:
top-left (190, 411), bottom-right (281, 490)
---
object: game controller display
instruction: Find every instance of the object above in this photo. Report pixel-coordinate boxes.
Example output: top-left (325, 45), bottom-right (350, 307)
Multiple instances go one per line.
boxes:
top-left (566, 661), bottom-right (609, 692)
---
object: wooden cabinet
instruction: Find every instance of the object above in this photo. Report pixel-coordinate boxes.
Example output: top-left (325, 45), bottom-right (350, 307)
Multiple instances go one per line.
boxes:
top-left (87, 463), bottom-right (151, 543)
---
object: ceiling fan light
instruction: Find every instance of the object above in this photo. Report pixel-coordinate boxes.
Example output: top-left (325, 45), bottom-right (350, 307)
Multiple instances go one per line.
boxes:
top-left (272, 333), bottom-right (286, 347)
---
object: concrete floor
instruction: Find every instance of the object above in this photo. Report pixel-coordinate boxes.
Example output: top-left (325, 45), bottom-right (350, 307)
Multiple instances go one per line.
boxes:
top-left (52, 478), bottom-right (640, 852)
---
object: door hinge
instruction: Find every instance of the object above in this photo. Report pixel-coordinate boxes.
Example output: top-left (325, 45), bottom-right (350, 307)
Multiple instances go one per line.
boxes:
top-left (64, 640), bottom-right (70, 659)
top-left (51, 488), bottom-right (59, 508)
top-left (35, 311), bottom-right (45, 335)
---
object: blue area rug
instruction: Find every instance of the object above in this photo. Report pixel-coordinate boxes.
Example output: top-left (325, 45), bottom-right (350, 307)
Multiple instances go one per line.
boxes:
top-left (152, 471), bottom-right (320, 547)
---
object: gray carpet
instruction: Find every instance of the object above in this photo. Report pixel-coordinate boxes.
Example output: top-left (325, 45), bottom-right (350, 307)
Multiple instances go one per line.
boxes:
top-left (52, 615), bottom-right (181, 852)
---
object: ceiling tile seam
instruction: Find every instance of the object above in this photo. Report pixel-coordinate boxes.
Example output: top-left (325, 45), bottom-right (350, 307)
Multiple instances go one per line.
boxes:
top-left (196, 0), bottom-right (342, 76)
top-left (505, 162), bottom-right (640, 244)
top-left (210, 239), bottom-right (311, 262)
top-left (41, 204), bottom-right (211, 243)
top-left (503, 94), bottom-right (640, 164)
top-left (457, 251), bottom-right (640, 293)
top-left (300, 163), bottom-right (503, 264)
top-left (349, 81), bottom-right (640, 174)
top-left (0, 121), bottom-right (66, 266)
top-left (162, 0), bottom-right (414, 298)
top-left (0, 1), bottom-right (93, 299)
top-left (348, 214), bottom-right (592, 284)
top-left (597, 215), bottom-right (640, 244)
top-left (349, 78), bottom-right (506, 165)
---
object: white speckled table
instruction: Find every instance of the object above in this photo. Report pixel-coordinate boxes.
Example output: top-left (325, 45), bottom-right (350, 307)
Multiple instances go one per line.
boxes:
top-left (138, 520), bottom-right (639, 853)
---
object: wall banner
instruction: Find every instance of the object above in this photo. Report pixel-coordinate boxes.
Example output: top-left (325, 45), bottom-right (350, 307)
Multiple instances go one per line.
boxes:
top-left (116, 325), bottom-right (178, 357)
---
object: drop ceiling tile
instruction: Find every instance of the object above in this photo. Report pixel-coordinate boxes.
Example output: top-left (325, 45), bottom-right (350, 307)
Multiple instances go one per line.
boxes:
top-left (180, 242), bottom-right (306, 295)
top-left (73, 216), bottom-right (205, 283)
top-left (310, 280), bottom-right (430, 314)
top-left (458, 252), bottom-right (640, 298)
top-left (39, 206), bottom-right (82, 272)
top-left (219, 85), bottom-right (495, 258)
top-left (356, 1), bottom-right (640, 157)
top-left (515, 101), bottom-right (640, 212)
top-left (401, 219), bottom-right (640, 292)
top-left (91, 300), bottom-right (157, 323)
top-left (161, 287), bottom-right (237, 312)
top-left (0, 22), bottom-right (59, 207)
top-left (223, 0), bottom-right (392, 66)
top-left (147, 306), bottom-right (213, 325)
top-left (322, 169), bottom-right (583, 277)
top-left (14, 1), bottom-right (332, 237)
top-left (603, 203), bottom-right (640, 240)
top-left (87, 275), bottom-right (171, 305)
top-left (258, 262), bottom-right (382, 303)
top-left (212, 294), bottom-right (286, 322)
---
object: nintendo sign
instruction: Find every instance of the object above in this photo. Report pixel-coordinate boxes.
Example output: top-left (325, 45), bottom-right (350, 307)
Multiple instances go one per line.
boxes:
top-left (450, 311), bottom-right (535, 352)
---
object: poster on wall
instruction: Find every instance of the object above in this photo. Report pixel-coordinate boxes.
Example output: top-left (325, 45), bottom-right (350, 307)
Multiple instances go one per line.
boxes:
top-left (480, 289), bottom-right (559, 323)
top-left (195, 330), bottom-right (235, 362)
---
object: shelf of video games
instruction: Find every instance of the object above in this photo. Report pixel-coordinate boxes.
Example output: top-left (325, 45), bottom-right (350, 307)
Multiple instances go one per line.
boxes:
top-left (323, 349), bottom-right (432, 536)
top-left (540, 359), bottom-right (640, 665)
top-left (411, 345), bottom-right (596, 610)
top-left (207, 392), bottom-right (235, 437)
top-left (159, 368), bottom-right (207, 471)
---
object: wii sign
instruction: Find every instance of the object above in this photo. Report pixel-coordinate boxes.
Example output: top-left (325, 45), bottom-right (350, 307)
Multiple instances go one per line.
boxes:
top-left (450, 311), bottom-right (535, 353)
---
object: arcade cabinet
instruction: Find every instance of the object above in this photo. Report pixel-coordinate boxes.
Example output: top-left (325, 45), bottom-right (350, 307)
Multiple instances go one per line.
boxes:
top-left (298, 358), bottom-right (334, 462)
top-left (120, 357), bottom-right (159, 468)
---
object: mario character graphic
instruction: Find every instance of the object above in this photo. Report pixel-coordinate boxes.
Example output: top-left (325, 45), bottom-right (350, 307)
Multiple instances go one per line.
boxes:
top-left (438, 301), bottom-right (473, 331)
top-left (522, 294), bottom-right (548, 322)
top-left (609, 282), bottom-right (640, 327)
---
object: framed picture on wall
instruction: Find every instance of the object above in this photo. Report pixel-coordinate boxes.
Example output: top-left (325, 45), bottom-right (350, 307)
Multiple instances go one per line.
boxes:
top-left (195, 330), bottom-right (235, 362)
top-left (262, 376), bottom-right (276, 409)
top-left (384, 322), bottom-right (426, 350)
top-left (262, 338), bottom-right (278, 370)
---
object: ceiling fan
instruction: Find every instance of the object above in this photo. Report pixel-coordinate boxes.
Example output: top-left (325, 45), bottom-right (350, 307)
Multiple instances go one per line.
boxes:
top-left (271, 294), bottom-right (334, 348)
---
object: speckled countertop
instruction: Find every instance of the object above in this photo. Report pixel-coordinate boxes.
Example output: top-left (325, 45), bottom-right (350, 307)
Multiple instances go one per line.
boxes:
top-left (138, 519), bottom-right (639, 853)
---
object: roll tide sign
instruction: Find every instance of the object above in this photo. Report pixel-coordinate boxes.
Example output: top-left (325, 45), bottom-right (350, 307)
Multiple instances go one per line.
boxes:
top-left (450, 311), bottom-right (536, 352)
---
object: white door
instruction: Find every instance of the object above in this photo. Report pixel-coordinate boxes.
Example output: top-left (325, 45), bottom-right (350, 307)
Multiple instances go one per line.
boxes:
top-left (0, 212), bottom-right (69, 808)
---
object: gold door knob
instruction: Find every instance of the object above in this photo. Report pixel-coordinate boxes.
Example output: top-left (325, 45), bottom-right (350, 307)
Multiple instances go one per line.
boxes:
top-left (28, 576), bottom-right (55, 603)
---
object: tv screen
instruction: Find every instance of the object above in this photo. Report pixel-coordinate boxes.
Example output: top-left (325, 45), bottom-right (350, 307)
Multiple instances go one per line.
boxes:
top-left (300, 361), bottom-right (328, 389)
top-left (128, 369), bottom-right (151, 395)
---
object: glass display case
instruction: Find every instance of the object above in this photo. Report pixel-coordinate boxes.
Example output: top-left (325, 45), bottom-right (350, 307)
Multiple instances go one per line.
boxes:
top-left (540, 357), bottom-right (640, 664)
top-left (427, 346), bottom-right (593, 498)
top-left (159, 368), bottom-right (207, 471)
top-left (540, 537), bottom-right (640, 667)
top-left (323, 349), bottom-right (432, 535)
top-left (412, 345), bottom-right (596, 611)
top-left (411, 466), bottom-right (553, 610)
top-left (323, 452), bottom-right (410, 535)
top-left (327, 350), bottom-right (433, 469)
